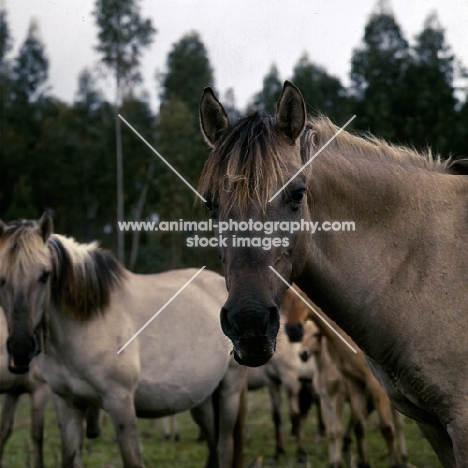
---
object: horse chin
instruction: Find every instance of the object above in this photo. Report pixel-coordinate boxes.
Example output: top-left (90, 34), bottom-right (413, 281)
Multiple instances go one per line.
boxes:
top-left (8, 358), bottom-right (31, 375)
top-left (232, 343), bottom-right (275, 367)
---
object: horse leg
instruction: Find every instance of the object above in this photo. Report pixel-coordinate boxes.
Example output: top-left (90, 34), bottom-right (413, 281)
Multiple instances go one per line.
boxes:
top-left (172, 415), bottom-right (180, 442)
top-left (342, 409), bottom-right (354, 468)
top-left (85, 405), bottom-right (102, 439)
top-left (285, 379), bottom-right (307, 463)
top-left (0, 393), bottom-right (20, 467)
top-left (102, 391), bottom-right (143, 468)
top-left (191, 395), bottom-right (218, 468)
top-left (217, 361), bottom-right (247, 468)
top-left (232, 381), bottom-right (247, 468)
top-left (267, 379), bottom-right (285, 461)
top-left (320, 387), bottom-right (344, 468)
top-left (160, 415), bottom-right (180, 441)
top-left (30, 383), bottom-right (49, 468)
top-left (346, 382), bottom-right (370, 468)
top-left (370, 386), bottom-right (401, 468)
top-left (416, 420), bottom-right (455, 468)
top-left (51, 394), bottom-right (85, 468)
top-left (161, 416), bottom-right (171, 441)
top-left (392, 408), bottom-right (408, 467)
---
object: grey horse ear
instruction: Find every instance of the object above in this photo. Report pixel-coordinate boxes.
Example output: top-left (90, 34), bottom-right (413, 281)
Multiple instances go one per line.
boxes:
top-left (199, 87), bottom-right (231, 147)
top-left (276, 81), bottom-right (306, 143)
top-left (38, 211), bottom-right (53, 242)
top-left (448, 159), bottom-right (468, 175)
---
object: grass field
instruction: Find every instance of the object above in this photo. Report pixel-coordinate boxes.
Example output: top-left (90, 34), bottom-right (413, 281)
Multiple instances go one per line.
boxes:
top-left (1, 388), bottom-right (441, 467)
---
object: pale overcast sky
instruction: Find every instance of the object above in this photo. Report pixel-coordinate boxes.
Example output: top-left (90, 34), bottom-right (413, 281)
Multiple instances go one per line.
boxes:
top-left (3, 0), bottom-right (468, 111)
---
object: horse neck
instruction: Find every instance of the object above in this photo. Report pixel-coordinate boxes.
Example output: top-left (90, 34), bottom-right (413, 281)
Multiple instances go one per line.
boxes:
top-left (308, 148), bottom-right (435, 222)
top-left (300, 149), bottom-right (454, 344)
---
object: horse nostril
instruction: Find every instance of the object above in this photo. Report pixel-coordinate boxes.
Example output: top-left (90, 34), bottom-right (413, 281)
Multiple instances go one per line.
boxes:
top-left (220, 307), bottom-right (236, 336)
top-left (299, 350), bottom-right (309, 362)
top-left (267, 306), bottom-right (279, 335)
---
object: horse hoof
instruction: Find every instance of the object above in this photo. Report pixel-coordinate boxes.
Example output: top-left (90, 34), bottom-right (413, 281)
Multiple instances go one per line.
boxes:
top-left (357, 463), bottom-right (371, 468)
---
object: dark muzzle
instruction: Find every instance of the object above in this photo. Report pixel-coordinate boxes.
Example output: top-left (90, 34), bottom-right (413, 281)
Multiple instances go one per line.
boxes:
top-left (6, 334), bottom-right (40, 374)
top-left (221, 304), bottom-right (280, 367)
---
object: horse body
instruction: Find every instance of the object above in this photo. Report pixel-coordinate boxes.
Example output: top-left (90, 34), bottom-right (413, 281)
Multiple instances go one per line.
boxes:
top-left (198, 81), bottom-right (468, 467)
top-left (41, 267), bottom-right (231, 417)
top-left (0, 220), bottom-right (246, 468)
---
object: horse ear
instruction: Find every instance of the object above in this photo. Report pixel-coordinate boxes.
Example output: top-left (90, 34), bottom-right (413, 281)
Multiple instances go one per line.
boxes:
top-left (448, 159), bottom-right (468, 175)
top-left (276, 81), bottom-right (306, 143)
top-left (38, 211), bottom-right (53, 242)
top-left (0, 220), bottom-right (5, 238)
top-left (199, 87), bottom-right (231, 147)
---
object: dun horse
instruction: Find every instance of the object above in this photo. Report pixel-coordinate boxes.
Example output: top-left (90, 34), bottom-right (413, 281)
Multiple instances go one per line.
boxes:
top-left (199, 82), bottom-right (468, 467)
top-left (0, 214), bottom-right (246, 468)
top-left (1, 309), bottom-right (50, 468)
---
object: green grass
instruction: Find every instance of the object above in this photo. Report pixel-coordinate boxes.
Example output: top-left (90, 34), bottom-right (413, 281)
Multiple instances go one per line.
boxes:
top-left (1, 389), bottom-right (441, 467)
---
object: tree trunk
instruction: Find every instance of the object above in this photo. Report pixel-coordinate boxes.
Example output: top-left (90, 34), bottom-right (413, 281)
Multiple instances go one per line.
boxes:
top-left (115, 78), bottom-right (125, 265)
top-left (129, 160), bottom-right (155, 270)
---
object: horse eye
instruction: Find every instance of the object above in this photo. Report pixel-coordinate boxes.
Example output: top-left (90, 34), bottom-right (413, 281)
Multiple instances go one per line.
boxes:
top-left (204, 196), bottom-right (219, 218)
top-left (39, 271), bottom-right (50, 284)
top-left (288, 189), bottom-right (306, 208)
top-left (0, 277), bottom-right (5, 288)
top-left (291, 192), bottom-right (304, 203)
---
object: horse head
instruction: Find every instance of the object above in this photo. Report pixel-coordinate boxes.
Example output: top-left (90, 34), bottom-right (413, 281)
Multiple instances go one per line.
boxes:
top-left (199, 82), bottom-right (311, 367)
top-left (0, 212), bottom-right (53, 374)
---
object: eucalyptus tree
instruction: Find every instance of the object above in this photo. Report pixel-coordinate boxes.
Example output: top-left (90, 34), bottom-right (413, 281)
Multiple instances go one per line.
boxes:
top-left (94, 0), bottom-right (156, 264)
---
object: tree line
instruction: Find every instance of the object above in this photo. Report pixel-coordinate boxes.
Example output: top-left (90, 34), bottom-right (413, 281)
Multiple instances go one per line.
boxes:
top-left (1, 1), bottom-right (467, 273)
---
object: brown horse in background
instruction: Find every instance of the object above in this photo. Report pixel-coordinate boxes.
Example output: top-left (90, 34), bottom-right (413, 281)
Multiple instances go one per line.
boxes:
top-left (198, 81), bottom-right (468, 467)
top-left (285, 287), bottom-right (408, 468)
top-left (246, 315), bottom-right (319, 464)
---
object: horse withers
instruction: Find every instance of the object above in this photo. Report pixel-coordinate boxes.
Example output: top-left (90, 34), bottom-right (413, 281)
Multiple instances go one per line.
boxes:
top-left (199, 81), bottom-right (468, 467)
top-left (0, 213), bottom-right (246, 468)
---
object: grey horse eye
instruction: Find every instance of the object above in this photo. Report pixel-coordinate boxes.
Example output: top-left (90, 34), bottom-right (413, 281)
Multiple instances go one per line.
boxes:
top-left (39, 271), bottom-right (51, 284)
